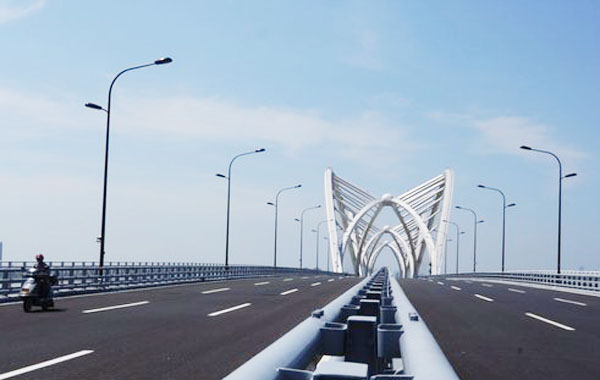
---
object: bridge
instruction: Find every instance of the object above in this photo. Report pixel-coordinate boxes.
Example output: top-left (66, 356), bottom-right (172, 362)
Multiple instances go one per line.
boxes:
top-left (0, 169), bottom-right (597, 380)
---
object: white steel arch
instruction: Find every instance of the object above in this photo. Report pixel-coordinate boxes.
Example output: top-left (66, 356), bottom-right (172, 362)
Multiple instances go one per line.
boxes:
top-left (323, 168), bottom-right (454, 277)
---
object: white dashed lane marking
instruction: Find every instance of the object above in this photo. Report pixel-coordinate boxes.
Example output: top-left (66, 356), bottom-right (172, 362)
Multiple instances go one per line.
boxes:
top-left (311, 282), bottom-right (321, 287)
top-left (474, 294), bottom-right (494, 302)
top-left (525, 312), bottom-right (575, 331)
top-left (201, 287), bottom-right (230, 294)
top-left (0, 350), bottom-right (94, 380)
top-left (208, 303), bottom-right (251, 317)
top-left (451, 286), bottom-right (462, 291)
top-left (82, 301), bottom-right (149, 314)
top-left (554, 297), bottom-right (587, 307)
top-left (281, 288), bottom-right (299, 296)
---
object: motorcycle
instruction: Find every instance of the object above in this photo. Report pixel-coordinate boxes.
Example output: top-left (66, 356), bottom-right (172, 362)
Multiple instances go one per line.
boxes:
top-left (19, 267), bottom-right (58, 312)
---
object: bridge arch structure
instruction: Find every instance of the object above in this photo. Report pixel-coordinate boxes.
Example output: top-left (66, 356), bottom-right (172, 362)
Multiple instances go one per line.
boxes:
top-left (323, 168), bottom-right (454, 277)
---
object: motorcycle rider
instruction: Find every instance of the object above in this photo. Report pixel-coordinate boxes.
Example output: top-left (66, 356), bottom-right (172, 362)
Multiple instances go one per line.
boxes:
top-left (33, 254), bottom-right (51, 297)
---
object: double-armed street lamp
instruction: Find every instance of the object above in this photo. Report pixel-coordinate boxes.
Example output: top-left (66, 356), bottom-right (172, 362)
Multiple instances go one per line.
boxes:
top-left (85, 57), bottom-right (173, 274)
top-left (455, 206), bottom-right (484, 272)
top-left (216, 148), bottom-right (266, 267)
top-left (443, 220), bottom-right (465, 274)
top-left (477, 185), bottom-right (516, 272)
top-left (294, 205), bottom-right (321, 269)
top-left (520, 146), bottom-right (577, 274)
top-left (268, 184), bottom-right (302, 268)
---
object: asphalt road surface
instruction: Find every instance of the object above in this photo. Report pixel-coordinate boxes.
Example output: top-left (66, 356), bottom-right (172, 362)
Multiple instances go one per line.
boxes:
top-left (400, 277), bottom-right (600, 380)
top-left (0, 274), bottom-right (359, 380)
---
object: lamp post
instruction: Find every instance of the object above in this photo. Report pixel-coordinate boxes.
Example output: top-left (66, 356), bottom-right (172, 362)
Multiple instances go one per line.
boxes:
top-left (313, 219), bottom-right (332, 271)
top-left (443, 220), bottom-right (465, 274)
top-left (455, 206), bottom-right (484, 272)
top-left (85, 57), bottom-right (172, 275)
top-left (477, 185), bottom-right (516, 272)
top-left (444, 237), bottom-right (453, 274)
top-left (216, 148), bottom-right (265, 267)
top-left (295, 205), bottom-right (321, 269)
top-left (268, 184), bottom-right (302, 268)
top-left (520, 146), bottom-right (577, 274)
top-left (324, 236), bottom-right (330, 272)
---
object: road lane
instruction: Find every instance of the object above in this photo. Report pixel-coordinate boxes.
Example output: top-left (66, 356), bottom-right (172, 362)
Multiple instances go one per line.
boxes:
top-left (0, 275), bottom-right (359, 380)
top-left (400, 278), bottom-right (600, 380)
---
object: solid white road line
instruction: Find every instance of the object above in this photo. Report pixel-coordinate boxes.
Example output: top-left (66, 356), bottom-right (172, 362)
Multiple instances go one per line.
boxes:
top-left (311, 282), bottom-right (322, 287)
top-left (281, 288), bottom-right (299, 296)
top-left (328, 279), bottom-right (335, 282)
top-left (301, 276), bottom-right (309, 279)
top-left (0, 350), bottom-right (94, 380)
top-left (208, 303), bottom-right (252, 317)
top-left (525, 312), bottom-right (575, 331)
top-left (474, 294), bottom-right (494, 302)
top-left (202, 287), bottom-right (230, 295)
top-left (437, 281), bottom-right (445, 285)
top-left (554, 297), bottom-right (587, 307)
top-left (481, 283), bottom-right (493, 287)
top-left (283, 278), bottom-right (294, 282)
top-left (451, 286), bottom-right (462, 291)
top-left (254, 281), bottom-right (270, 286)
top-left (508, 288), bottom-right (526, 294)
top-left (82, 301), bottom-right (149, 314)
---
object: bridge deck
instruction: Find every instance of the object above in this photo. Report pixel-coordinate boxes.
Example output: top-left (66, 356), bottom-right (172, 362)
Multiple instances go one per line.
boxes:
top-left (400, 277), bottom-right (600, 380)
top-left (0, 275), bottom-right (359, 380)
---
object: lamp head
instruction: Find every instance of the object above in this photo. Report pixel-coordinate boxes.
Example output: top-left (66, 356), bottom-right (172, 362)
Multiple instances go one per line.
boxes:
top-left (477, 184), bottom-right (485, 188)
top-left (507, 203), bottom-right (516, 208)
top-left (564, 173), bottom-right (577, 178)
top-left (296, 184), bottom-right (302, 188)
top-left (216, 173), bottom-right (227, 179)
top-left (267, 202), bottom-right (274, 206)
top-left (520, 145), bottom-right (532, 150)
top-left (85, 102), bottom-right (103, 110)
top-left (255, 148), bottom-right (266, 153)
top-left (154, 57), bottom-right (173, 65)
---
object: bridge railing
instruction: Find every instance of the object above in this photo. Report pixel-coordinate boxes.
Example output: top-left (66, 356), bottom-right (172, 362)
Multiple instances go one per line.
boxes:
top-left (0, 261), bottom-right (340, 303)
top-left (445, 270), bottom-right (600, 292)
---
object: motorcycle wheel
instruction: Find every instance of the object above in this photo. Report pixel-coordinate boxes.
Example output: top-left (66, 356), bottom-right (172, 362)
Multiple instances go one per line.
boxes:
top-left (23, 299), bottom-right (32, 313)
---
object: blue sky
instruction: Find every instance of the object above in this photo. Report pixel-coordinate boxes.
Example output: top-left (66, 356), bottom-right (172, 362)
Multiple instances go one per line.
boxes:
top-left (0, 0), bottom-right (598, 273)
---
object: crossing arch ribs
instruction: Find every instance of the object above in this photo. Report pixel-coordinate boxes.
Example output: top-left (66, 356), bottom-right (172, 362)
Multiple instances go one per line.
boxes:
top-left (323, 168), bottom-right (454, 277)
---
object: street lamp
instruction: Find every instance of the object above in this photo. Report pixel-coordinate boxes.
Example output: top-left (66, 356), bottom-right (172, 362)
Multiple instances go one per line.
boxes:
top-left (443, 220), bottom-right (465, 274)
top-left (313, 219), bottom-right (332, 271)
top-left (323, 236), bottom-right (330, 272)
top-left (455, 206), bottom-right (484, 272)
top-left (216, 148), bottom-right (266, 267)
top-left (477, 184), bottom-right (516, 272)
top-left (86, 57), bottom-right (173, 275)
top-left (520, 145), bottom-right (577, 274)
top-left (295, 205), bottom-right (321, 269)
top-left (268, 184), bottom-right (302, 267)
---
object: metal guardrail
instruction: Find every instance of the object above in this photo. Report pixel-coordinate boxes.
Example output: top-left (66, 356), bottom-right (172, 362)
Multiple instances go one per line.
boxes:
top-left (0, 261), bottom-right (339, 303)
top-left (445, 271), bottom-right (600, 292)
top-left (226, 268), bottom-right (458, 379)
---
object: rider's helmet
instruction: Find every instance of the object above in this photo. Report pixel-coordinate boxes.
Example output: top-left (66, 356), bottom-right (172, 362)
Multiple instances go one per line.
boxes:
top-left (35, 254), bottom-right (44, 262)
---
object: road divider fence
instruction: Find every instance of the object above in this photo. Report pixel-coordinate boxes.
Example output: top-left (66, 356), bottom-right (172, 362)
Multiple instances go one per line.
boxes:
top-left (0, 261), bottom-right (343, 303)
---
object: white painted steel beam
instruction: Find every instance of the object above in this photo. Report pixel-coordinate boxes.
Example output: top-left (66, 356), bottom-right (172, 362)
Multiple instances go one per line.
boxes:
top-left (323, 168), bottom-right (454, 277)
